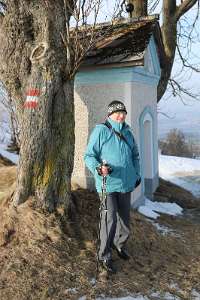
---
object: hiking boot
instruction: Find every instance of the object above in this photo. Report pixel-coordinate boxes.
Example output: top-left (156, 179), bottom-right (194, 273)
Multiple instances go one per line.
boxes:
top-left (113, 245), bottom-right (130, 260)
top-left (99, 259), bottom-right (117, 274)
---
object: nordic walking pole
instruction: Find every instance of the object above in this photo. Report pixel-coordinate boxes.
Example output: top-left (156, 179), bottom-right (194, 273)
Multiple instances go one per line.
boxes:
top-left (96, 165), bottom-right (107, 276)
top-left (96, 161), bottom-right (112, 277)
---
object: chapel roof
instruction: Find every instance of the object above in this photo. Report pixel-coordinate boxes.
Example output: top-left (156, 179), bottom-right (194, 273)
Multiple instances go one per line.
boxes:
top-left (73, 15), bottom-right (165, 69)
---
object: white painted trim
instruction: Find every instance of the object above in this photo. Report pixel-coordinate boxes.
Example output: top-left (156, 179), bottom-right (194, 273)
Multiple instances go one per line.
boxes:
top-left (143, 112), bottom-right (153, 124)
top-left (143, 115), bottom-right (154, 178)
top-left (139, 107), bottom-right (156, 195)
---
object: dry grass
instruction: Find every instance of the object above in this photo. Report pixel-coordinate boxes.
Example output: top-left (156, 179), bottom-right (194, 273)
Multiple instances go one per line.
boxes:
top-left (0, 154), bottom-right (15, 168)
top-left (155, 177), bottom-right (200, 209)
top-left (0, 159), bottom-right (200, 299)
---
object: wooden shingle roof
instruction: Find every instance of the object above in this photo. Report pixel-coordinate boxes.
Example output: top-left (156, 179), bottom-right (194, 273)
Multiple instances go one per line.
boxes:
top-left (75, 15), bottom-right (165, 69)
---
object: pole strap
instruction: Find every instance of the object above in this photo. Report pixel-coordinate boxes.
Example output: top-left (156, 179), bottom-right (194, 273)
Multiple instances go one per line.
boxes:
top-left (103, 120), bottom-right (132, 151)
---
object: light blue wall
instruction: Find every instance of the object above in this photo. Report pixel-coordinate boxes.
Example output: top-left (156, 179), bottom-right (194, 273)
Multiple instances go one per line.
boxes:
top-left (148, 36), bottom-right (161, 77)
top-left (75, 67), bottom-right (160, 86)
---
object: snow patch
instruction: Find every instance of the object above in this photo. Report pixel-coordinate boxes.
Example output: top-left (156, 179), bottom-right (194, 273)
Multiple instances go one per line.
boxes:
top-left (65, 287), bottom-right (78, 294)
top-left (0, 109), bottom-right (11, 144)
top-left (96, 288), bottom-right (200, 300)
top-left (138, 198), bottom-right (183, 220)
top-left (0, 143), bottom-right (18, 164)
top-left (149, 221), bottom-right (181, 237)
top-left (159, 154), bottom-right (200, 197)
top-left (96, 296), bottom-right (149, 300)
top-left (138, 205), bottom-right (160, 219)
top-left (151, 291), bottom-right (181, 300)
top-left (191, 289), bottom-right (200, 299)
top-left (79, 297), bottom-right (87, 300)
top-left (90, 277), bottom-right (96, 285)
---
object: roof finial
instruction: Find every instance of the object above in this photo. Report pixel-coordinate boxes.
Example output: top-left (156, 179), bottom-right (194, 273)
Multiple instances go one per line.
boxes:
top-left (125, 2), bottom-right (134, 18)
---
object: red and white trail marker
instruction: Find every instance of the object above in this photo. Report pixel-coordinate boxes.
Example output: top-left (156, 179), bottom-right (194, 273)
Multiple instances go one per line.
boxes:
top-left (24, 88), bottom-right (40, 109)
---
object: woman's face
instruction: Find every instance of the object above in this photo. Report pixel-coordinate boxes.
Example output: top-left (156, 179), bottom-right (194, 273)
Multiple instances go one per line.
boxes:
top-left (109, 111), bottom-right (127, 123)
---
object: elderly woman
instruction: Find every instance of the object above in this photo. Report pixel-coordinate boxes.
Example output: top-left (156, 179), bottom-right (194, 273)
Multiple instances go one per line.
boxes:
top-left (84, 100), bottom-right (141, 274)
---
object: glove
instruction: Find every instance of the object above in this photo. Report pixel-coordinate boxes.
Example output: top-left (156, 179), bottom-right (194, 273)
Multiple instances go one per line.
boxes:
top-left (96, 162), bottom-right (112, 176)
top-left (96, 165), bottom-right (103, 176)
top-left (135, 177), bottom-right (141, 188)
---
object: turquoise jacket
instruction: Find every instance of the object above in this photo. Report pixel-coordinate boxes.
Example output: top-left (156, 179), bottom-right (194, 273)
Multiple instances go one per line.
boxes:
top-left (84, 118), bottom-right (141, 193)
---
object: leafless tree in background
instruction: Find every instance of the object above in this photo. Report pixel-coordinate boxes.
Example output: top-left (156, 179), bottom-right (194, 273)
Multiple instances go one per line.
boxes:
top-left (159, 128), bottom-right (194, 157)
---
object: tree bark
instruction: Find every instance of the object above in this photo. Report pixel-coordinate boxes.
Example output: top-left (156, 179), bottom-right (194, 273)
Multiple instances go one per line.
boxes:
top-left (157, 0), bottom-right (177, 101)
top-left (128, 0), bottom-right (148, 17)
top-left (0, 1), bottom-right (74, 211)
top-left (157, 0), bottom-right (198, 101)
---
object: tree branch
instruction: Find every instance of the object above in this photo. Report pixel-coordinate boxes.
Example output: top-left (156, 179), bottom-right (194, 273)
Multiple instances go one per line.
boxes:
top-left (148, 0), bottom-right (161, 14)
top-left (169, 78), bottom-right (200, 101)
top-left (157, 107), bottom-right (175, 119)
top-left (176, 42), bottom-right (200, 72)
top-left (175, 0), bottom-right (198, 21)
top-left (0, 1), bottom-right (6, 8)
top-left (0, 0), bottom-right (6, 17)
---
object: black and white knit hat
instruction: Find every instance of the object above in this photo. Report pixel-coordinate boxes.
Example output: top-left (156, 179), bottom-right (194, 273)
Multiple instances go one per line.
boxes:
top-left (108, 101), bottom-right (127, 116)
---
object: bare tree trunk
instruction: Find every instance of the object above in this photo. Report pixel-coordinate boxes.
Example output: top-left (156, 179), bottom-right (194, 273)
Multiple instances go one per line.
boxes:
top-left (14, 79), bottom-right (74, 211)
top-left (157, 0), bottom-right (177, 101)
top-left (128, 0), bottom-right (148, 17)
top-left (0, 1), bottom-right (74, 211)
top-left (157, 0), bottom-right (198, 101)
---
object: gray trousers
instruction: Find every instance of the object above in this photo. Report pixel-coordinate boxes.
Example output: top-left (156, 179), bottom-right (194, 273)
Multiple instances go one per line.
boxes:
top-left (98, 192), bottom-right (131, 261)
